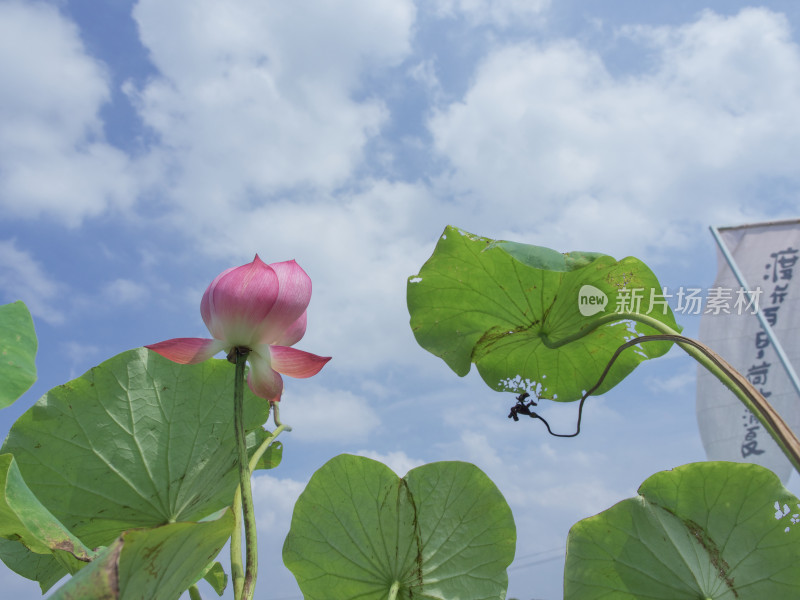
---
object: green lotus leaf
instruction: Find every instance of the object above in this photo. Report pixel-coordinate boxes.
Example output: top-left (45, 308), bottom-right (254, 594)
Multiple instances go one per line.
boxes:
top-left (283, 454), bottom-right (516, 600)
top-left (407, 226), bottom-right (679, 401)
top-left (48, 509), bottom-right (234, 600)
top-left (0, 538), bottom-right (64, 592)
top-left (0, 347), bottom-right (269, 589)
top-left (565, 462), bottom-right (800, 599)
top-left (248, 428), bottom-right (283, 471)
top-left (202, 561), bottom-right (227, 596)
top-left (0, 453), bottom-right (94, 574)
top-left (0, 301), bottom-right (37, 409)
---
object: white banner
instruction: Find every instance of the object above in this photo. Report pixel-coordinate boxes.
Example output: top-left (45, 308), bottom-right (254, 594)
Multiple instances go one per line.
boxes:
top-left (696, 219), bottom-right (800, 482)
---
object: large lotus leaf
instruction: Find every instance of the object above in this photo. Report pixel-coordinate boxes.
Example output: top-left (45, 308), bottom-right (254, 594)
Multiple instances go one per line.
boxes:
top-left (49, 508), bottom-right (234, 600)
top-left (0, 300), bottom-right (37, 408)
top-left (408, 226), bottom-right (680, 401)
top-left (0, 453), bottom-right (94, 576)
top-left (565, 462), bottom-right (800, 599)
top-left (0, 347), bottom-right (269, 587)
top-left (283, 454), bottom-right (516, 600)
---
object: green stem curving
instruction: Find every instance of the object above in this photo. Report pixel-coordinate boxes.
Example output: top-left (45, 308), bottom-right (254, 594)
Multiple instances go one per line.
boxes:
top-left (249, 423), bottom-right (289, 472)
top-left (544, 311), bottom-right (800, 476)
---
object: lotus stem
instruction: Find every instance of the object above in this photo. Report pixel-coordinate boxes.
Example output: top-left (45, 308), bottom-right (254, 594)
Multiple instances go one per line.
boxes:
top-left (233, 347), bottom-right (258, 600)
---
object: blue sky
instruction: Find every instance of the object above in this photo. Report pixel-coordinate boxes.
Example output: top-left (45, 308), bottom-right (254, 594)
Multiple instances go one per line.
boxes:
top-left (2, 1), bottom-right (800, 598)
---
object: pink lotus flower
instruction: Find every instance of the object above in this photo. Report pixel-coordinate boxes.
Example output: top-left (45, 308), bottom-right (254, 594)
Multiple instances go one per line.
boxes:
top-left (147, 255), bottom-right (330, 402)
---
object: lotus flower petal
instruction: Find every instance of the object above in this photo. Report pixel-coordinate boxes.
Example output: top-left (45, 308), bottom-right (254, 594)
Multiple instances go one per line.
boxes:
top-left (276, 312), bottom-right (307, 347)
top-left (256, 260), bottom-right (312, 345)
top-left (146, 338), bottom-right (226, 364)
top-left (201, 255), bottom-right (280, 347)
top-left (247, 350), bottom-right (284, 402)
top-left (269, 345), bottom-right (331, 379)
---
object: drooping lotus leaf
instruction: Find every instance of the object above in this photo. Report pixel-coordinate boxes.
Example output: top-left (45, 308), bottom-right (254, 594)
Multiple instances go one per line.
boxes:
top-left (565, 462), bottom-right (800, 599)
top-left (283, 454), bottom-right (516, 600)
top-left (0, 300), bottom-right (37, 409)
top-left (248, 428), bottom-right (283, 471)
top-left (0, 347), bottom-right (269, 588)
top-left (0, 453), bottom-right (94, 574)
top-left (202, 561), bottom-right (228, 596)
top-left (48, 509), bottom-right (234, 600)
top-left (0, 538), bottom-right (65, 592)
top-left (407, 226), bottom-right (680, 401)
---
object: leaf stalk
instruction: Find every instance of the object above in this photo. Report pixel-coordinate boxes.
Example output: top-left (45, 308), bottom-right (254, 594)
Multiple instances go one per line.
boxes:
top-left (543, 312), bottom-right (800, 475)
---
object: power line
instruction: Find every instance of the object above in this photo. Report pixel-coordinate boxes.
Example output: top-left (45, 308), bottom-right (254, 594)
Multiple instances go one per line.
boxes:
top-left (508, 546), bottom-right (566, 571)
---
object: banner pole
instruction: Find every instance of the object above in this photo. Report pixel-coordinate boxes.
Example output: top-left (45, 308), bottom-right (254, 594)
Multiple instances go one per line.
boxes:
top-left (709, 225), bottom-right (800, 400)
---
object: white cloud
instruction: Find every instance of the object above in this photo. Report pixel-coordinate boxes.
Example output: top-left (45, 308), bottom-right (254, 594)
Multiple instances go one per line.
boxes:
top-left (249, 473), bottom-right (307, 597)
top-left (129, 0), bottom-right (416, 222)
top-left (252, 472), bottom-right (306, 532)
top-left (0, 240), bottom-right (64, 324)
top-left (355, 449), bottom-right (424, 475)
top-left (279, 385), bottom-right (381, 442)
top-left (408, 59), bottom-right (444, 103)
top-left (433, 424), bottom-right (626, 520)
top-left (429, 8), bottom-right (800, 259)
top-left (431, 0), bottom-right (550, 28)
top-left (0, 1), bottom-right (136, 225)
top-left (102, 278), bottom-right (149, 305)
top-left (457, 430), bottom-right (504, 470)
top-left (524, 477), bottom-right (624, 517)
top-left (61, 341), bottom-right (102, 380)
top-left (647, 363), bottom-right (697, 393)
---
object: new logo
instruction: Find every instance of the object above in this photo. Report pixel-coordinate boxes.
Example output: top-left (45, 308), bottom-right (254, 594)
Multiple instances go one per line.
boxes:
top-left (578, 285), bottom-right (608, 316)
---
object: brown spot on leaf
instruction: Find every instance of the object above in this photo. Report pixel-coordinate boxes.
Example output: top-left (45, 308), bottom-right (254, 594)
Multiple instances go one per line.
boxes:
top-left (685, 519), bottom-right (737, 597)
